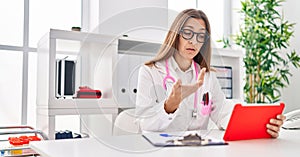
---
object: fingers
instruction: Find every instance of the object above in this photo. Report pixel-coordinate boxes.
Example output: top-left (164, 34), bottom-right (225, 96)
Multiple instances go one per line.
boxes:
top-left (165, 79), bottom-right (182, 113)
top-left (276, 114), bottom-right (286, 121)
top-left (181, 84), bottom-right (198, 99)
top-left (173, 79), bottom-right (182, 89)
top-left (267, 129), bottom-right (279, 138)
top-left (270, 114), bottom-right (286, 126)
top-left (171, 79), bottom-right (182, 98)
top-left (172, 79), bottom-right (182, 94)
top-left (197, 68), bottom-right (206, 87)
top-left (180, 68), bottom-right (206, 99)
top-left (266, 124), bottom-right (280, 132)
top-left (266, 114), bottom-right (286, 138)
top-left (270, 118), bottom-right (284, 126)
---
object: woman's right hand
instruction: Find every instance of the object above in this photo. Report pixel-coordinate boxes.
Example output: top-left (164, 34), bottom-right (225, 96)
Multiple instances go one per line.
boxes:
top-left (164, 79), bottom-right (182, 113)
top-left (181, 68), bottom-right (206, 99)
top-left (164, 68), bottom-right (206, 114)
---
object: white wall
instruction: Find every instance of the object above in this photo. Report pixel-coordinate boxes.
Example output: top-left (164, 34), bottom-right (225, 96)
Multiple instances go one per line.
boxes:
top-left (89, 0), bottom-right (168, 42)
top-left (281, 0), bottom-right (300, 113)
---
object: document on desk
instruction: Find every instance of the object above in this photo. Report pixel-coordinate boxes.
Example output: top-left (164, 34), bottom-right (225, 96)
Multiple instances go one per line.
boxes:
top-left (142, 130), bottom-right (228, 147)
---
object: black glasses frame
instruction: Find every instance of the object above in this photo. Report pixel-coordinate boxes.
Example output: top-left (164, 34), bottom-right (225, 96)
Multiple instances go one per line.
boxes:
top-left (179, 28), bottom-right (209, 43)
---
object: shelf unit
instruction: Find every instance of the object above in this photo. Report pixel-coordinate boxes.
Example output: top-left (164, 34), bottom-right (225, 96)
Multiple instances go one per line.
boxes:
top-left (211, 48), bottom-right (244, 101)
top-left (36, 29), bottom-right (244, 139)
top-left (36, 29), bottom-right (119, 139)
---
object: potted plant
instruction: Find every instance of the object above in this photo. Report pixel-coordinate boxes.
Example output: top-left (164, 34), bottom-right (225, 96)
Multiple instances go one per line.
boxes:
top-left (233, 0), bottom-right (300, 103)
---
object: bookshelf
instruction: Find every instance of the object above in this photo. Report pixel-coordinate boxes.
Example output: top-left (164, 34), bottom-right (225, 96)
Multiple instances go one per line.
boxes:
top-left (36, 29), bottom-right (119, 139)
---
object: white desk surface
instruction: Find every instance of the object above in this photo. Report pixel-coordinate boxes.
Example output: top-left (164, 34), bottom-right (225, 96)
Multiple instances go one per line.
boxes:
top-left (30, 129), bottom-right (300, 157)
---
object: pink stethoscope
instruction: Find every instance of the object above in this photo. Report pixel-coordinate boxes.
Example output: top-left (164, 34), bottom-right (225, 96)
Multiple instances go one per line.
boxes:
top-left (163, 59), bottom-right (212, 117)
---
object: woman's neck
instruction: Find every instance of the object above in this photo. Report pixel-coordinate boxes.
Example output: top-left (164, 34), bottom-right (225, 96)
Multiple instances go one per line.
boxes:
top-left (173, 53), bottom-right (192, 72)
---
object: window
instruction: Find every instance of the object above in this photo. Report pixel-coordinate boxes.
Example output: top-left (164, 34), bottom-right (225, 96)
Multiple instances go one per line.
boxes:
top-left (0, 1), bottom-right (81, 126)
top-left (0, 51), bottom-right (23, 125)
top-left (168, 0), bottom-right (197, 29)
top-left (27, 52), bottom-right (37, 127)
top-left (197, 0), bottom-right (226, 48)
top-left (0, 0), bottom-right (24, 46)
top-left (168, 0), bottom-right (231, 48)
top-left (29, 0), bottom-right (81, 47)
top-left (168, 0), bottom-right (196, 12)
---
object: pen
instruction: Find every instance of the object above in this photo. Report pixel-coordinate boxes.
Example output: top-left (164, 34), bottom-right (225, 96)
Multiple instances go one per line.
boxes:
top-left (202, 92), bottom-right (209, 105)
top-left (206, 92), bottom-right (209, 105)
top-left (159, 134), bottom-right (181, 137)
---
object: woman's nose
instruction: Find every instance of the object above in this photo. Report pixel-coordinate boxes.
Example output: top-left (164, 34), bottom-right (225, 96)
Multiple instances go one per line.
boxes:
top-left (188, 36), bottom-right (197, 45)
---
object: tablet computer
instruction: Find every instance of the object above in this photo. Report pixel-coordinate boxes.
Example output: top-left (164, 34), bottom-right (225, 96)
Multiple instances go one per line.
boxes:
top-left (223, 103), bottom-right (285, 141)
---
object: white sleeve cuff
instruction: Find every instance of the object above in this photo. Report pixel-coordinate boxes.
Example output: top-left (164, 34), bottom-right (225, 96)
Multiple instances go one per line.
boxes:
top-left (139, 100), bottom-right (179, 132)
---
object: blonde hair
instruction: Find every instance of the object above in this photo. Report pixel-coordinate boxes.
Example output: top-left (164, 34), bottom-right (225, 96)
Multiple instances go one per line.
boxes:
top-left (145, 9), bottom-right (211, 72)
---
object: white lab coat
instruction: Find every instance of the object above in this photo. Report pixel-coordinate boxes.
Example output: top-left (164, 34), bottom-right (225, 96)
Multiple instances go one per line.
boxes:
top-left (136, 57), bottom-right (231, 131)
top-left (135, 56), bottom-right (232, 132)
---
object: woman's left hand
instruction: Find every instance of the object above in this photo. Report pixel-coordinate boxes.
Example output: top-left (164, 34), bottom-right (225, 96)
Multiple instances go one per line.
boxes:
top-left (266, 114), bottom-right (286, 138)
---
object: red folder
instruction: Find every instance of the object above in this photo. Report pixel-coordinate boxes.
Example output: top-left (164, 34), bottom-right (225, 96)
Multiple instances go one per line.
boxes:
top-left (76, 86), bottom-right (101, 98)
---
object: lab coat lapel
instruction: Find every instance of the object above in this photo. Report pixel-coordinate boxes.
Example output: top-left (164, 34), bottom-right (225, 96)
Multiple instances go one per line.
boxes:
top-left (155, 59), bottom-right (180, 79)
top-left (155, 61), bottom-right (167, 74)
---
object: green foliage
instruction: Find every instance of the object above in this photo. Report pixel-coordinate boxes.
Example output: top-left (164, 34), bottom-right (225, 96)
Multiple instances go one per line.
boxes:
top-left (216, 36), bottom-right (232, 48)
top-left (235, 0), bottom-right (300, 103)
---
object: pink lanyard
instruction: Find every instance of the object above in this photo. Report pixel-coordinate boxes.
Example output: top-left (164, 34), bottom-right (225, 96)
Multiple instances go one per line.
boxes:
top-left (163, 59), bottom-right (199, 110)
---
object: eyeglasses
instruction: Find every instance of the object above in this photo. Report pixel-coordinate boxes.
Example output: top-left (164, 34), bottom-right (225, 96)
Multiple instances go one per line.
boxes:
top-left (180, 29), bottom-right (209, 43)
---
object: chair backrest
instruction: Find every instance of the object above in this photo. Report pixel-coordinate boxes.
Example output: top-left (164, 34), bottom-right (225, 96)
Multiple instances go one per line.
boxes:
top-left (113, 109), bottom-right (140, 136)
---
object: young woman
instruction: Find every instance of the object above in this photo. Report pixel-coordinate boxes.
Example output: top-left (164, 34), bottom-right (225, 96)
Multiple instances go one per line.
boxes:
top-left (135, 9), bottom-right (285, 137)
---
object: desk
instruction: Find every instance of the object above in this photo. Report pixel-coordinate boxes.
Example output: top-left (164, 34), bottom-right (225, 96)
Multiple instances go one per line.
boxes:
top-left (30, 130), bottom-right (300, 157)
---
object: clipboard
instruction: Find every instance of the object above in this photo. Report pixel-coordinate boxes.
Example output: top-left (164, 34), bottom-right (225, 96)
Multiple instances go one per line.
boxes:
top-left (142, 131), bottom-right (228, 147)
top-left (223, 103), bottom-right (285, 141)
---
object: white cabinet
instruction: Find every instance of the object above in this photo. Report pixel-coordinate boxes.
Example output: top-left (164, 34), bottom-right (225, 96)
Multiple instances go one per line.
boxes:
top-left (113, 38), bottom-right (159, 108)
top-left (36, 29), bottom-right (119, 139)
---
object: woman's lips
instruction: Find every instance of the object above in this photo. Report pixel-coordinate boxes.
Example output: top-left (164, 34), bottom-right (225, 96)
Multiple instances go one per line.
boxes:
top-left (186, 48), bottom-right (195, 52)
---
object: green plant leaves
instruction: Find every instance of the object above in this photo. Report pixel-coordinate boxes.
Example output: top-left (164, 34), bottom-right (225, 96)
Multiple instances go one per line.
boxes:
top-left (235, 0), bottom-right (300, 103)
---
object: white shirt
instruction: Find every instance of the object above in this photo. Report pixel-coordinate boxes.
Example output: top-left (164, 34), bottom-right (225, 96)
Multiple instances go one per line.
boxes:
top-left (135, 56), bottom-right (231, 132)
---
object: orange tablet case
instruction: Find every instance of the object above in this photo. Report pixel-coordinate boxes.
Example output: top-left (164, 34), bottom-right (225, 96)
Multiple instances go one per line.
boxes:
top-left (223, 103), bottom-right (285, 141)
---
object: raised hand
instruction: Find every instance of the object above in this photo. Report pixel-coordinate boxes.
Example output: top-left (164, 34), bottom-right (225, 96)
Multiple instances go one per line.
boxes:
top-left (181, 68), bottom-right (206, 99)
top-left (164, 68), bottom-right (206, 113)
top-left (164, 79), bottom-right (182, 113)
